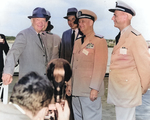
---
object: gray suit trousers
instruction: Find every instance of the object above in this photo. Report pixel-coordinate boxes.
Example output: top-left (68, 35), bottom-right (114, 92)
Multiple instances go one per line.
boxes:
top-left (72, 96), bottom-right (102, 120)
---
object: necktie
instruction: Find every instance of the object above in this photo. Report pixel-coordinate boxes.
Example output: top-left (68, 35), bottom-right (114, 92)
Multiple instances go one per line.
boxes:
top-left (71, 30), bottom-right (75, 47)
top-left (38, 33), bottom-right (48, 63)
top-left (38, 33), bottom-right (43, 47)
top-left (115, 32), bottom-right (121, 44)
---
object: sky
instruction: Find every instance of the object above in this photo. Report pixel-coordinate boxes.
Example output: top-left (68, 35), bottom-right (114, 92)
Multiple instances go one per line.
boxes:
top-left (0, 0), bottom-right (150, 40)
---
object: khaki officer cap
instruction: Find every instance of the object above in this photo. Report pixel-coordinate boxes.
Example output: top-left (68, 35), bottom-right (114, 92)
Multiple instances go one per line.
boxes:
top-left (109, 1), bottom-right (136, 16)
top-left (77, 9), bottom-right (97, 22)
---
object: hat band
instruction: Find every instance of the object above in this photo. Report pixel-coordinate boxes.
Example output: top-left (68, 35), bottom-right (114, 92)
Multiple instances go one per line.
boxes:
top-left (117, 5), bottom-right (134, 16)
top-left (32, 13), bottom-right (48, 18)
top-left (67, 12), bottom-right (76, 16)
top-left (78, 14), bottom-right (95, 21)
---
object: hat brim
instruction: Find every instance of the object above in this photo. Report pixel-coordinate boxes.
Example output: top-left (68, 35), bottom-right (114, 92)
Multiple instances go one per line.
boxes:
top-left (63, 16), bottom-right (68, 19)
top-left (28, 15), bottom-right (50, 21)
top-left (63, 14), bottom-right (76, 19)
top-left (28, 16), bottom-right (49, 19)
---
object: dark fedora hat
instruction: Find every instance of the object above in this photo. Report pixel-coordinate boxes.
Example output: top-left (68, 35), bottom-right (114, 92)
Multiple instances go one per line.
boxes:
top-left (64, 7), bottom-right (78, 19)
top-left (45, 21), bottom-right (54, 31)
top-left (28, 7), bottom-right (50, 20)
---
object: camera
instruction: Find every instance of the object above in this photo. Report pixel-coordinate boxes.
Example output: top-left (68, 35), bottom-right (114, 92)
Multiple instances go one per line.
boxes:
top-left (45, 58), bottom-right (72, 120)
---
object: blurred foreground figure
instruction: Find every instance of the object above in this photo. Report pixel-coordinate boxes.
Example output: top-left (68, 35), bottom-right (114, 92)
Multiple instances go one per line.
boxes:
top-left (107, 1), bottom-right (150, 120)
top-left (10, 72), bottom-right (53, 120)
top-left (0, 72), bottom-right (70, 120)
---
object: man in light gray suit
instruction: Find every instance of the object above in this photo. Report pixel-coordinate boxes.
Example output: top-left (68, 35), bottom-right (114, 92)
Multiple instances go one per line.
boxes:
top-left (2, 7), bottom-right (50, 85)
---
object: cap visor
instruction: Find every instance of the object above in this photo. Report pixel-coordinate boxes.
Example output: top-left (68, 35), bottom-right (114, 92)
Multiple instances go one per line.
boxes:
top-left (109, 9), bottom-right (115, 12)
top-left (109, 8), bottom-right (125, 13)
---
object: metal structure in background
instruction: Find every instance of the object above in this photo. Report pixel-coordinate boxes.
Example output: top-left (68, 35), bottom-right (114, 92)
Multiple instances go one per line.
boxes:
top-left (0, 82), bottom-right (9, 104)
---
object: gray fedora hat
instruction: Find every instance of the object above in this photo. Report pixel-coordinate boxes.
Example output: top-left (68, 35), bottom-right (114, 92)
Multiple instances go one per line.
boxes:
top-left (64, 7), bottom-right (78, 19)
top-left (28, 7), bottom-right (50, 20)
top-left (46, 10), bottom-right (51, 21)
top-left (109, 1), bottom-right (136, 16)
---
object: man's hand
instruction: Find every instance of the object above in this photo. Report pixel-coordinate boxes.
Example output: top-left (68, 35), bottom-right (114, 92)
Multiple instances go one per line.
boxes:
top-left (2, 74), bottom-right (13, 85)
top-left (90, 89), bottom-right (98, 101)
top-left (56, 100), bottom-right (70, 120)
top-left (66, 85), bottom-right (71, 96)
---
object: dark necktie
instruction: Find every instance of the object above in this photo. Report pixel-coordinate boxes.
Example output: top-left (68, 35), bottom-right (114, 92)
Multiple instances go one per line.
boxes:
top-left (38, 33), bottom-right (48, 63)
top-left (71, 30), bottom-right (75, 47)
top-left (115, 32), bottom-right (121, 44)
top-left (38, 33), bottom-right (43, 47)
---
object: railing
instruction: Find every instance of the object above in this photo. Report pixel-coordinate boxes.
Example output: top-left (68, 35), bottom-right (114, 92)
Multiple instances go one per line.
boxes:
top-left (0, 82), bottom-right (9, 104)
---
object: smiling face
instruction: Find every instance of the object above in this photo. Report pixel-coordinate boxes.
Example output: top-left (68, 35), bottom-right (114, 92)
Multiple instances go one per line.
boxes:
top-left (111, 10), bottom-right (127, 30)
top-left (32, 18), bottom-right (47, 33)
top-left (78, 18), bottom-right (93, 34)
top-left (67, 15), bottom-right (78, 29)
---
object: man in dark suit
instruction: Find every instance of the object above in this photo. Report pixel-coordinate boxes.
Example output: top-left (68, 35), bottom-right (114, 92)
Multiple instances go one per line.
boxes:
top-left (60, 7), bottom-right (82, 63)
top-left (2, 7), bottom-right (50, 85)
top-left (60, 7), bottom-right (83, 120)
top-left (0, 34), bottom-right (9, 100)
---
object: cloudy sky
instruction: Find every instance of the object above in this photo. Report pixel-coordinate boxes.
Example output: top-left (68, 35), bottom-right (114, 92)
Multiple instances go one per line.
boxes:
top-left (0, 0), bottom-right (150, 40)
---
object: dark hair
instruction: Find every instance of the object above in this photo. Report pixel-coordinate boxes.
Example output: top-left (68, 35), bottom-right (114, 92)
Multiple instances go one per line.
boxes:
top-left (46, 58), bottom-right (72, 82)
top-left (10, 72), bottom-right (53, 116)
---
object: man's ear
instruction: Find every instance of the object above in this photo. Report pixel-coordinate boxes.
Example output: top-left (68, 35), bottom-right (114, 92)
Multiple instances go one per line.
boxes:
top-left (89, 19), bottom-right (94, 26)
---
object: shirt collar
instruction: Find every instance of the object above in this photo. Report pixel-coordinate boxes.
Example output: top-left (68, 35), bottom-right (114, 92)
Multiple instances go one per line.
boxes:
top-left (121, 25), bottom-right (130, 36)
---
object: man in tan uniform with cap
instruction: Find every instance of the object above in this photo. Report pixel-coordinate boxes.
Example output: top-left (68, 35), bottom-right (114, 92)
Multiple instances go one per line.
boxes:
top-left (107, 1), bottom-right (150, 120)
top-left (66, 9), bottom-right (108, 120)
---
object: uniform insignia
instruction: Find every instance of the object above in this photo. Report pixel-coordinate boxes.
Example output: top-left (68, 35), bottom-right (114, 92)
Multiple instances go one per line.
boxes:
top-left (86, 43), bottom-right (94, 49)
top-left (76, 35), bottom-right (83, 40)
top-left (95, 34), bottom-right (104, 38)
top-left (131, 29), bottom-right (141, 36)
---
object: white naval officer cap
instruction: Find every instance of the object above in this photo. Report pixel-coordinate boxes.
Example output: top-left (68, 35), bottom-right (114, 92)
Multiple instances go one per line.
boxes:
top-left (109, 1), bottom-right (136, 16)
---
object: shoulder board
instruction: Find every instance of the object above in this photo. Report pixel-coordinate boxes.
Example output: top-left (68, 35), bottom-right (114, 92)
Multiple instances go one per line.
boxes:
top-left (76, 36), bottom-right (84, 40)
top-left (95, 34), bottom-right (104, 38)
top-left (131, 29), bottom-right (141, 36)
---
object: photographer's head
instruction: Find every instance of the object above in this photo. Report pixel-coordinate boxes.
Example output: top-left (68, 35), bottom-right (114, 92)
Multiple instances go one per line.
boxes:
top-left (10, 72), bottom-right (53, 119)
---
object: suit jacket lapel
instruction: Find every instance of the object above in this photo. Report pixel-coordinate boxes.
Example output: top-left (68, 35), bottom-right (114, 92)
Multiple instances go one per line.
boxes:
top-left (41, 32), bottom-right (49, 58)
top-left (30, 26), bottom-right (44, 50)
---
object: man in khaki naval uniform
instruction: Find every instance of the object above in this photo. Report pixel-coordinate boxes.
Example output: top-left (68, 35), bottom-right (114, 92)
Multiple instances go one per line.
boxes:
top-left (66, 9), bottom-right (108, 120)
top-left (107, 1), bottom-right (150, 120)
